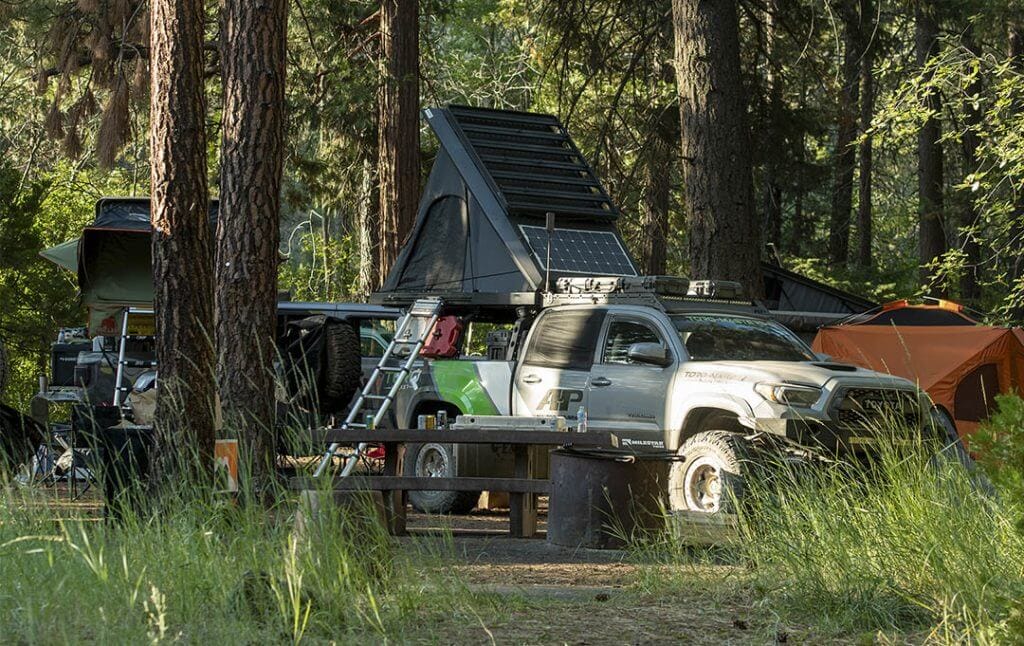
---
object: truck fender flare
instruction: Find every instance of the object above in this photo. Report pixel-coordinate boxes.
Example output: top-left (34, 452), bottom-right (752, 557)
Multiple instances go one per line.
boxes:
top-left (668, 397), bottom-right (757, 451)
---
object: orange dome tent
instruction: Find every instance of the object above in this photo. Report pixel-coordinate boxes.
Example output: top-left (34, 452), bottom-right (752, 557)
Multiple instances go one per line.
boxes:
top-left (812, 299), bottom-right (1024, 440)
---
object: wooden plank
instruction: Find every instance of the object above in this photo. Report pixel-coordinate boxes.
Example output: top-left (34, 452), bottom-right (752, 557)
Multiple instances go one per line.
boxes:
top-left (382, 442), bottom-right (407, 535)
top-left (509, 444), bottom-right (538, 538)
top-left (290, 476), bottom-right (550, 494)
top-left (309, 428), bottom-right (615, 447)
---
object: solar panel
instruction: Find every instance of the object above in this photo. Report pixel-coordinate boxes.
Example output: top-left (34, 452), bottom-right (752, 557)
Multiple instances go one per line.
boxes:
top-left (520, 225), bottom-right (638, 276)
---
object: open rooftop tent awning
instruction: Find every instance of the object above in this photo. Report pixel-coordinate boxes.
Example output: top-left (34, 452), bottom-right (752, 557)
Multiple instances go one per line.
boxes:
top-left (39, 237), bottom-right (80, 272)
top-left (374, 105), bottom-right (640, 306)
top-left (813, 300), bottom-right (1023, 439)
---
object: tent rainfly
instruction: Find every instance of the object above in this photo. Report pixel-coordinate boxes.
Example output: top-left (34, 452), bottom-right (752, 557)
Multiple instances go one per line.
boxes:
top-left (813, 300), bottom-right (1024, 439)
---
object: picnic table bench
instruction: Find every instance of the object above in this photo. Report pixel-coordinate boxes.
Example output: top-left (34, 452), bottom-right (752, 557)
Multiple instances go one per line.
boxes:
top-left (290, 428), bottom-right (616, 537)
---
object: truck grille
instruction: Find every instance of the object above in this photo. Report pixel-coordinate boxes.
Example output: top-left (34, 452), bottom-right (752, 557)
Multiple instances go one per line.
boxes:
top-left (832, 388), bottom-right (921, 429)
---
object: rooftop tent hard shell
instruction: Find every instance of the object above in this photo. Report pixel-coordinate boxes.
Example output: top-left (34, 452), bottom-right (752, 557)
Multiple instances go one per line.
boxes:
top-left (375, 105), bottom-right (641, 302)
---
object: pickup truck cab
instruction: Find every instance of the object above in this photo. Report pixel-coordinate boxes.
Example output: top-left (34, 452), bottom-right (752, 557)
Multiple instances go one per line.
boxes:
top-left (392, 277), bottom-right (930, 514)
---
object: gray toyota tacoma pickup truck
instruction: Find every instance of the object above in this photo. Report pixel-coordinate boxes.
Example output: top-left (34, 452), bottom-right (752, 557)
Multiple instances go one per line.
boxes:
top-left (390, 277), bottom-right (936, 514)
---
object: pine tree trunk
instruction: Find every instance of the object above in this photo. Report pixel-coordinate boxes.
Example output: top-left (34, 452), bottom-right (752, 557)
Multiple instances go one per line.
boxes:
top-left (377, 0), bottom-right (420, 285)
top-left (215, 0), bottom-right (288, 494)
top-left (828, 5), bottom-right (860, 267)
top-left (357, 156), bottom-right (379, 298)
top-left (640, 60), bottom-right (675, 276)
top-left (763, 0), bottom-right (783, 251)
top-left (959, 26), bottom-right (983, 302)
top-left (856, 0), bottom-right (875, 268)
top-left (916, 2), bottom-right (946, 294)
top-left (672, 0), bottom-right (763, 296)
top-left (149, 0), bottom-right (216, 480)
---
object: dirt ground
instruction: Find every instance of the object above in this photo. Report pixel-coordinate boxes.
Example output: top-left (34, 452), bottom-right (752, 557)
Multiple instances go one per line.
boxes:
top-left (399, 510), bottom-right (809, 646)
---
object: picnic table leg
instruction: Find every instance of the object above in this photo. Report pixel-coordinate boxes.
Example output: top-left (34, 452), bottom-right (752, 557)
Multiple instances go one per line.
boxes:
top-left (382, 441), bottom-right (407, 535)
top-left (509, 444), bottom-right (537, 538)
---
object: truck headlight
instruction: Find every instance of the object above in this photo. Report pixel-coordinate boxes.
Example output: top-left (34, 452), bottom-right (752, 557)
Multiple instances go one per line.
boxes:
top-left (754, 383), bottom-right (823, 407)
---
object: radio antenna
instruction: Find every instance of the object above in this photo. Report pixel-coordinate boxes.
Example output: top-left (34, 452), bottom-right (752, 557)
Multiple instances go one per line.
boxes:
top-left (545, 211), bottom-right (555, 294)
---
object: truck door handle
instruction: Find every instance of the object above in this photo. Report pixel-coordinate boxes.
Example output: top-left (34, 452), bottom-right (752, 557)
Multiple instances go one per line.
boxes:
top-left (591, 377), bottom-right (612, 387)
top-left (522, 374), bottom-right (542, 384)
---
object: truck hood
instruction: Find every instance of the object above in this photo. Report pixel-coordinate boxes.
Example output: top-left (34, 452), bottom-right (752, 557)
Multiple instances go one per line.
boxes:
top-left (682, 360), bottom-right (916, 390)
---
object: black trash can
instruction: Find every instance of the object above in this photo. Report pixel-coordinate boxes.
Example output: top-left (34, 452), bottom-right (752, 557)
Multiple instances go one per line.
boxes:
top-left (547, 447), bottom-right (670, 549)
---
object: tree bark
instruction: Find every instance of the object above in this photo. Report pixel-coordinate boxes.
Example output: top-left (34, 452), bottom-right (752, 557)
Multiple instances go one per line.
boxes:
top-left (216, 0), bottom-right (288, 494)
top-left (959, 26), bottom-right (983, 302)
top-left (357, 156), bottom-right (379, 298)
top-left (149, 0), bottom-right (216, 480)
top-left (377, 0), bottom-right (420, 285)
top-left (672, 0), bottom-right (763, 296)
top-left (763, 0), bottom-right (783, 252)
top-left (640, 59), bottom-right (675, 276)
top-left (828, 3), bottom-right (860, 267)
top-left (856, 0), bottom-right (875, 268)
top-left (915, 2), bottom-right (946, 294)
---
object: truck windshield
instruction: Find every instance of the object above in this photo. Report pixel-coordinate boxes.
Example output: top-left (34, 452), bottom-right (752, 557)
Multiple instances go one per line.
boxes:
top-left (672, 314), bottom-right (814, 362)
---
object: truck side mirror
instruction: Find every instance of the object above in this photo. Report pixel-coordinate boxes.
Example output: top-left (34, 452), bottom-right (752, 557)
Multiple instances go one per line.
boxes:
top-left (627, 342), bottom-right (671, 367)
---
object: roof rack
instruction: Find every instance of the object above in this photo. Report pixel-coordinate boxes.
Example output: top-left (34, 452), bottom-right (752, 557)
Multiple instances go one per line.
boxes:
top-left (542, 276), bottom-right (752, 308)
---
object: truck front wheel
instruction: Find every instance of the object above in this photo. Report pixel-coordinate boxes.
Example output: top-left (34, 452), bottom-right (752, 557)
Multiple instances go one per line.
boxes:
top-left (404, 442), bottom-right (480, 514)
top-left (669, 431), bottom-right (749, 514)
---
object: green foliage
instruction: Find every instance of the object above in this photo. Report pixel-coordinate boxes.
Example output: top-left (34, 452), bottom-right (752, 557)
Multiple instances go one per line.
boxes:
top-left (971, 394), bottom-right (1024, 498)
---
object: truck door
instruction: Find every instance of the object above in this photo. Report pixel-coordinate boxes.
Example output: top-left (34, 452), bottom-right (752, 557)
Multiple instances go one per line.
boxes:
top-left (513, 308), bottom-right (606, 418)
top-left (586, 314), bottom-right (675, 444)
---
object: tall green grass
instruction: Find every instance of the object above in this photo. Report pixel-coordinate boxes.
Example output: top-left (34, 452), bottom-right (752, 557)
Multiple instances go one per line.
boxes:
top-left (740, 433), bottom-right (1024, 641)
top-left (0, 475), bottom-right (468, 643)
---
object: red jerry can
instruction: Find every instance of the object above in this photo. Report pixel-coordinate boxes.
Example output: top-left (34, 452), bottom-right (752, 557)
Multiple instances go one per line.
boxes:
top-left (420, 315), bottom-right (464, 358)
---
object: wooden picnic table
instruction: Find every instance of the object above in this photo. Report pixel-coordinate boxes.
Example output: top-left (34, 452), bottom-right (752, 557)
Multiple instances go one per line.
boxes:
top-left (291, 428), bottom-right (616, 537)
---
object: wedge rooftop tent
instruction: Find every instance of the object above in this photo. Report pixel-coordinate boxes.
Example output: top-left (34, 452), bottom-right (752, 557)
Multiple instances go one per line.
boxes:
top-left (375, 105), bottom-right (639, 305)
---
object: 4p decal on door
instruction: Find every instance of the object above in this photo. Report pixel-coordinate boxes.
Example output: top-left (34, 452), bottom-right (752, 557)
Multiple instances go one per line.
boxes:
top-left (535, 388), bottom-right (584, 413)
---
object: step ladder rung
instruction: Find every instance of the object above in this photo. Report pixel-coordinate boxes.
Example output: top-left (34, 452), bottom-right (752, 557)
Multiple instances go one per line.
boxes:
top-left (314, 297), bottom-right (446, 478)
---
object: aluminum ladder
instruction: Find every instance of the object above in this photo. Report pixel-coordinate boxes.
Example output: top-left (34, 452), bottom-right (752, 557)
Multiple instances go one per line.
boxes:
top-left (313, 297), bottom-right (444, 477)
top-left (112, 307), bottom-right (156, 415)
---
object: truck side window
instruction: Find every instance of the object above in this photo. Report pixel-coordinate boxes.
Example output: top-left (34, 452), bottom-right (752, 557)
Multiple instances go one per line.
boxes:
top-left (603, 319), bottom-right (662, 364)
top-left (523, 309), bottom-right (606, 370)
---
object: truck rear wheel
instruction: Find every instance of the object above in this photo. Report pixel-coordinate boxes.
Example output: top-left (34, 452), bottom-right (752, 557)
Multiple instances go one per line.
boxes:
top-left (669, 431), bottom-right (749, 514)
top-left (404, 442), bottom-right (480, 515)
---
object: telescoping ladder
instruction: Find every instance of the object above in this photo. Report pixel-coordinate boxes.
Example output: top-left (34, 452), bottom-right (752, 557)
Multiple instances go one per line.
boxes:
top-left (113, 307), bottom-right (156, 414)
top-left (313, 297), bottom-right (445, 477)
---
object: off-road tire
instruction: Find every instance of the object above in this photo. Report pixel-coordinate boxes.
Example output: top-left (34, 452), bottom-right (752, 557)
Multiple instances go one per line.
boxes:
top-left (404, 442), bottom-right (480, 514)
top-left (669, 430), bottom-right (749, 514)
top-left (318, 320), bottom-right (361, 414)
